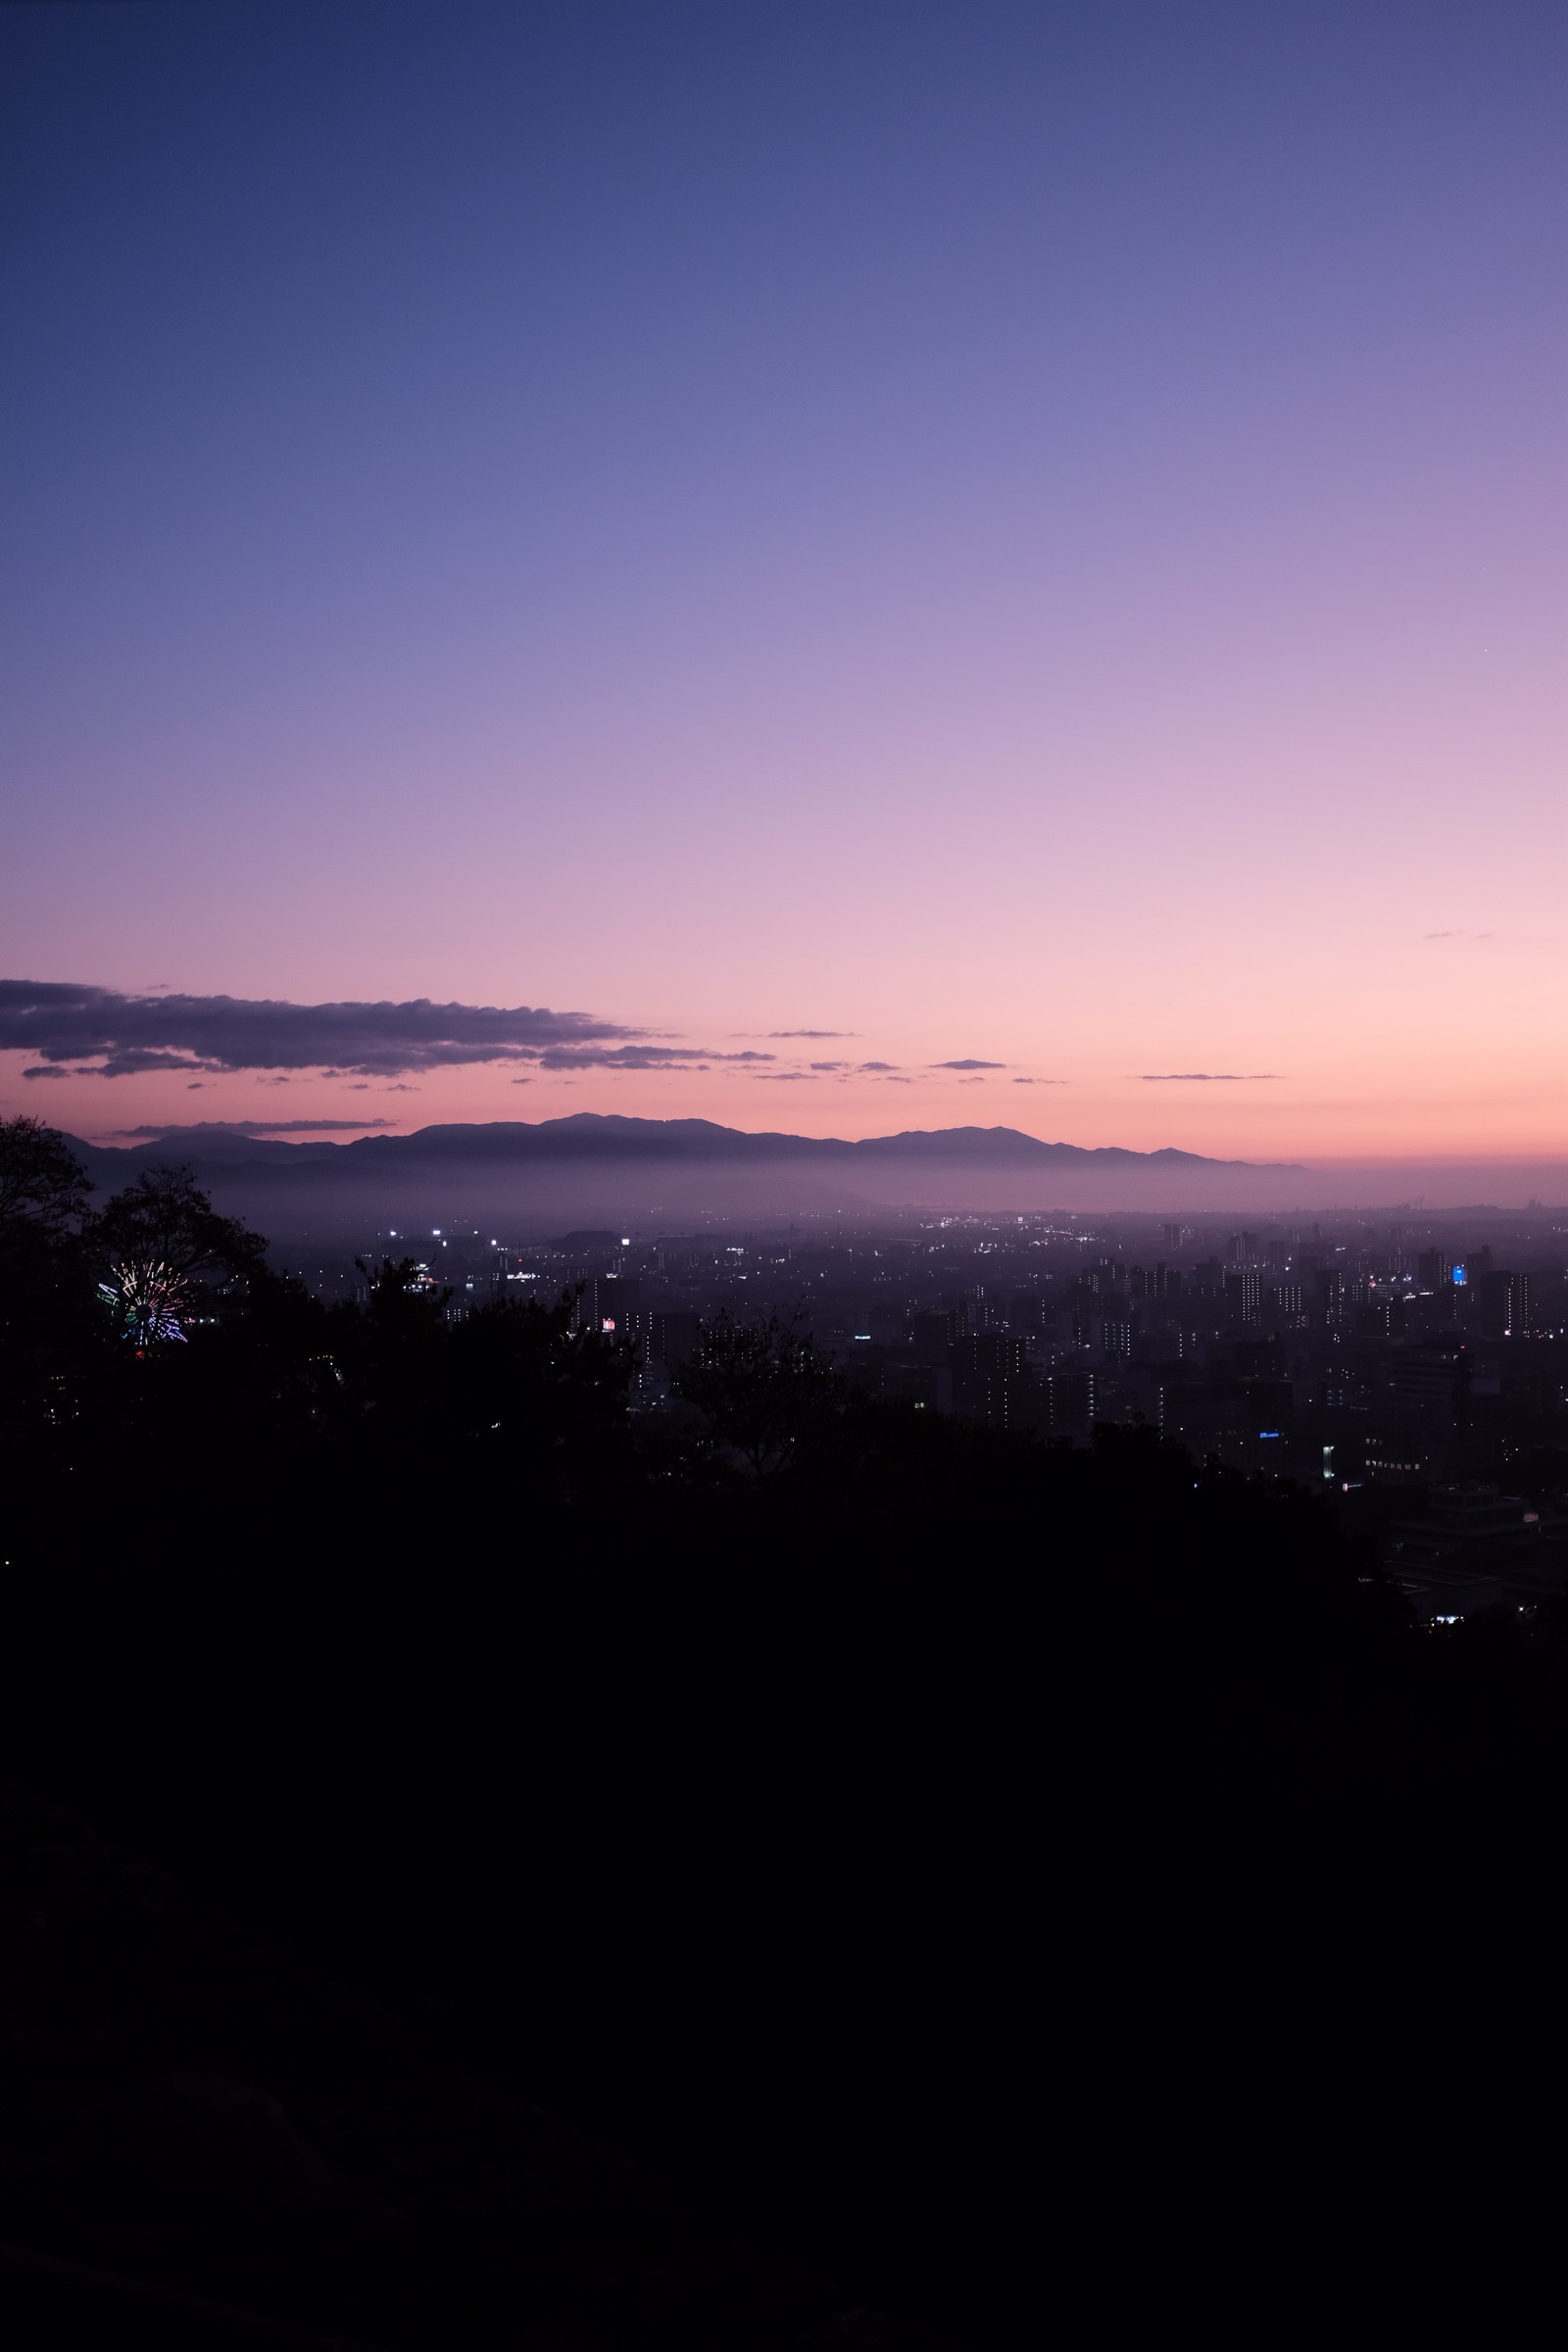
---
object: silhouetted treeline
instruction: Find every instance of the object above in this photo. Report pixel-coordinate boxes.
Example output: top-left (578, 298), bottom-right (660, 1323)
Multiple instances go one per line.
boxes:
top-left (3, 1120), bottom-right (1567, 2346)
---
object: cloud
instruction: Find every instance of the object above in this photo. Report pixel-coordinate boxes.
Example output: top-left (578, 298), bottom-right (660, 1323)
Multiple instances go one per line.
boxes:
top-left (755, 1070), bottom-right (819, 1081)
top-left (1423, 930), bottom-right (1494, 941)
top-left (1012, 1077), bottom-right (1066, 1085)
top-left (932, 1058), bottom-right (1005, 1071)
top-left (1, 979), bottom-right (773, 1081)
top-left (763, 1030), bottom-right (855, 1039)
top-left (106, 1118), bottom-right (398, 1139)
top-left (536, 1044), bottom-right (774, 1071)
top-left (1138, 1072), bottom-right (1281, 1082)
top-left (762, 1055), bottom-right (906, 1078)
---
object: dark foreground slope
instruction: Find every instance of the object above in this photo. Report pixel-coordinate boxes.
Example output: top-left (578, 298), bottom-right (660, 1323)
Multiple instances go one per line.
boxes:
top-left (6, 1264), bottom-right (1568, 2342)
top-left (0, 1428), bottom-right (1381, 2349)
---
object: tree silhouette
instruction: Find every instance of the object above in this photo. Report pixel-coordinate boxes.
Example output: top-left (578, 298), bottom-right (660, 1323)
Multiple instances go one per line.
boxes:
top-left (354, 1252), bottom-right (450, 1339)
top-left (95, 1163), bottom-right (269, 1280)
top-left (444, 1284), bottom-right (641, 1504)
top-left (672, 1307), bottom-right (843, 1477)
top-left (94, 1163), bottom-right (270, 1347)
top-left (0, 1119), bottom-right (103, 1443)
top-left (0, 1115), bottom-right (93, 1238)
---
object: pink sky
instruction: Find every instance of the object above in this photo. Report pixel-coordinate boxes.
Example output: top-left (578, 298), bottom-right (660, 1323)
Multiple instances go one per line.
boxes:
top-left (4, 5), bottom-right (1565, 1170)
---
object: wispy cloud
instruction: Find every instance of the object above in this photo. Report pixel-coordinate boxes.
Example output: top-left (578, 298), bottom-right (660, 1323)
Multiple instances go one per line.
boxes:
top-left (107, 1118), bottom-right (398, 1138)
top-left (1138, 1072), bottom-right (1281, 1082)
top-left (762, 1029), bottom-right (856, 1039)
top-left (932, 1058), bottom-right (1005, 1071)
top-left (535, 1045), bottom-right (774, 1071)
top-left (1011, 1077), bottom-right (1065, 1085)
top-left (762, 1056), bottom-right (905, 1079)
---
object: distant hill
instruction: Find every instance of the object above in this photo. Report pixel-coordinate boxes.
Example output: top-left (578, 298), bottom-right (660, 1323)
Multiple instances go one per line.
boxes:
top-left (62, 1114), bottom-right (1301, 1183)
top-left (49, 1115), bottom-right (1308, 1235)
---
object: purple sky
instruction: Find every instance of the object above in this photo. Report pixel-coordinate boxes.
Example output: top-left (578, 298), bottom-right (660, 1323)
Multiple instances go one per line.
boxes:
top-left (3, 2), bottom-right (1565, 1162)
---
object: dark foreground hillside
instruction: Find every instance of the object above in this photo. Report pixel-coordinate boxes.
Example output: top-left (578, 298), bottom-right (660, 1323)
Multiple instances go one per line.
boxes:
top-left (5, 1143), bottom-right (1568, 2342)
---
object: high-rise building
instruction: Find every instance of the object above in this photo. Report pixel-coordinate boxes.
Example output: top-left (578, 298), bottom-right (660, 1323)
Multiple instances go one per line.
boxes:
top-left (1391, 1340), bottom-right (1466, 1412)
top-left (1223, 1269), bottom-right (1261, 1325)
top-left (1049, 1371), bottom-right (1096, 1437)
top-left (910, 1309), bottom-right (961, 1358)
top-left (649, 1309), bottom-right (702, 1367)
top-left (953, 1333), bottom-right (1028, 1382)
top-left (1480, 1270), bottom-right (1535, 1337)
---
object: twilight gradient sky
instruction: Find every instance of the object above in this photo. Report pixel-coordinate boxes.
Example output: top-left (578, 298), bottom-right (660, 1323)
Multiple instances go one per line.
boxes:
top-left (3, 0), bottom-right (1565, 1162)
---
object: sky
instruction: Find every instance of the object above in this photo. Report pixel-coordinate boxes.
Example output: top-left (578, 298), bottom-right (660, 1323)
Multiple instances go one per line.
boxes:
top-left (2, 0), bottom-right (1565, 1166)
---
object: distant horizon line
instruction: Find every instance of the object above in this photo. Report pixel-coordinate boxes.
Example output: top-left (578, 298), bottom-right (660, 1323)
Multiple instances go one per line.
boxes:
top-left (65, 1112), bottom-right (1568, 1172)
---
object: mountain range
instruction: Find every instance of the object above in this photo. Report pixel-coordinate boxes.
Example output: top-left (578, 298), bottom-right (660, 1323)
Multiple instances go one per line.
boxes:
top-left (66, 1114), bottom-right (1299, 1180)
top-left (59, 1116), bottom-right (1307, 1231)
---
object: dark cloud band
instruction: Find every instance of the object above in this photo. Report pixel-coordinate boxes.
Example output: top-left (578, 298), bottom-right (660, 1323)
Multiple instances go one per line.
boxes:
top-left (1, 980), bottom-right (772, 1081)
